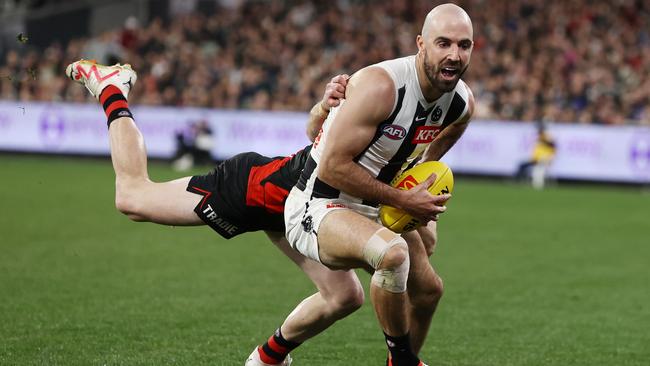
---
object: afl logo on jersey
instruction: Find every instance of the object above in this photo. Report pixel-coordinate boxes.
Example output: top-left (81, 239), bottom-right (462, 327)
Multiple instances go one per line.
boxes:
top-left (382, 124), bottom-right (407, 140)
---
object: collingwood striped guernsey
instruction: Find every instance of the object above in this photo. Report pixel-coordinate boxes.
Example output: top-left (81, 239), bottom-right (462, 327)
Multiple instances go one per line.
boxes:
top-left (296, 55), bottom-right (471, 206)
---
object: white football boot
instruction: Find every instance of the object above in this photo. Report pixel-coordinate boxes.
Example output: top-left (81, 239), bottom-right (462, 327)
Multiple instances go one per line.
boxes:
top-left (244, 347), bottom-right (292, 366)
top-left (65, 59), bottom-right (137, 99)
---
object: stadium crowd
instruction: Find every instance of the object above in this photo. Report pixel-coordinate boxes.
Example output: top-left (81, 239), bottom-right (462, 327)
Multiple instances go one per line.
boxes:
top-left (1, 0), bottom-right (649, 124)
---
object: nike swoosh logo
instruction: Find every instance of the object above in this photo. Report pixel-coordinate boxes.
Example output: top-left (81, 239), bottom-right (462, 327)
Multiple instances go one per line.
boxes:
top-left (415, 116), bottom-right (427, 122)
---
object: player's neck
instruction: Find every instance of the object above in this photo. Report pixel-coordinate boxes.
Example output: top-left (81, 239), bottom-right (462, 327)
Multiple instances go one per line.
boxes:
top-left (415, 53), bottom-right (443, 103)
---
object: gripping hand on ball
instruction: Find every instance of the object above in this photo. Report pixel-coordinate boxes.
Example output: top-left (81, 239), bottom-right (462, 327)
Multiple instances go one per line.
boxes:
top-left (398, 173), bottom-right (451, 223)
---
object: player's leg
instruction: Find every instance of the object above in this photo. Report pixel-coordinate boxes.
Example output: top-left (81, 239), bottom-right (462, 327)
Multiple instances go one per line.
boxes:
top-left (401, 224), bottom-right (444, 354)
top-left (516, 160), bottom-right (535, 180)
top-left (266, 231), bottom-right (365, 340)
top-left (66, 60), bottom-right (203, 225)
top-left (315, 209), bottom-right (422, 366)
top-left (246, 232), bottom-right (365, 365)
top-left (108, 116), bottom-right (203, 225)
top-left (531, 162), bottom-right (547, 189)
top-left (416, 220), bottom-right (438, 258)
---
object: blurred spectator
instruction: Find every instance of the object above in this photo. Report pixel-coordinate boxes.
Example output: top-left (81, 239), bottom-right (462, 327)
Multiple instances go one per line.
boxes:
top-left (172, 119), bottom-right (215, 171)
top-left (120, 16), bottom-right (140, 52)
top-left (516, 122), bottom-right (557, 189)
top-left (1, 0), bottom-right (649, 125)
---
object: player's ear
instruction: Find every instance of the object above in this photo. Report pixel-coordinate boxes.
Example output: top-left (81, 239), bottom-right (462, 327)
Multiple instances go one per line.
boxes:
top-left (416, 35), bottom-right (425, 53)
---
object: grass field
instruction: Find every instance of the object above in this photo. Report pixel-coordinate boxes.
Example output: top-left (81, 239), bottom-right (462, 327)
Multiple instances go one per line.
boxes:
top-left (1, 154), bottom-right (649, 366)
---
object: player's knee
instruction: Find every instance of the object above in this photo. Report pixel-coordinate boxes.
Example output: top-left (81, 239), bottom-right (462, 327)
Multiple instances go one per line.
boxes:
top-left (114, 182), bottom-right (148, 221)
top-left (417, 224), bottom-right (437, 257)
top-left (371, 243), bottom-right (410, 293)
top-left (424, 234), bottom-right (437, 257)
top-left (411, 272), bottom-right (444, 310)
top-left (425, 245), bottom-right (435, 258)
top-left (363, 228), bottom-right (410, 293)
top-left (377, 243), bottom-right (409, 271)
top-left (363, 228), bottom-right (407, 270)
top-left (330, 282), bottom-right (365, 316)
top-left (115, 195), bottom-right (145, 221)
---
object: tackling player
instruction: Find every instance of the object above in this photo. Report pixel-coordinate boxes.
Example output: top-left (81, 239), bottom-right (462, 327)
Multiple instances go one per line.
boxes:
top-left (66, 58), bottom-right (445, 365)
top-left (66, 60), bottom-right (364, 364)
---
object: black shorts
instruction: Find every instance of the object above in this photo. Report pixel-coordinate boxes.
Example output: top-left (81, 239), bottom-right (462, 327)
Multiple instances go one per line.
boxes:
top-left (186, 146), bottom-right (311, 239)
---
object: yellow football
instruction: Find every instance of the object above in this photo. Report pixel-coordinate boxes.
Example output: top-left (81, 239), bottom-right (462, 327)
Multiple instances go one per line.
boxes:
top-left (379, 161), bottom-right (454, 233)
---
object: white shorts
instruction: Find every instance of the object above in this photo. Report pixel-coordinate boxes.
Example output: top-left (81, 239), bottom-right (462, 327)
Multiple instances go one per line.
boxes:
top-left (284, 186), bottom-right (379, 262)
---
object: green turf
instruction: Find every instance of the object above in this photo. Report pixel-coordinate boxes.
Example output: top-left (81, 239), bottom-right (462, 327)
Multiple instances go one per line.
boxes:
top-left (1, 155), bottom-right (648, 365)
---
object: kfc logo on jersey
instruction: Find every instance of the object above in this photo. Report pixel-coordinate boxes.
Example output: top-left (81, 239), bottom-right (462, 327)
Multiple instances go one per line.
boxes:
top-left (382, 124), bottom-right (407, 140)
top-left (411, 126), bottom-right (440, 144)
top-left (395, 175), bottom-right (419, 190)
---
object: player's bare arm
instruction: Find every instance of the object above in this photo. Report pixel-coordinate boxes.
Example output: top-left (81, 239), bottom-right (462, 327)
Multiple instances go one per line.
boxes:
top-left (422, 85), bottom-right (475, 162)
top-left (318, 67), bottom-right (448, 222)
top-left (306, 74), bottom-right (349, 141)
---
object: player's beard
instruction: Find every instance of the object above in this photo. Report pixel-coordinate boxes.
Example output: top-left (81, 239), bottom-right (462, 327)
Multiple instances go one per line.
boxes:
top-left (422, 48), bottom-right (468, 93)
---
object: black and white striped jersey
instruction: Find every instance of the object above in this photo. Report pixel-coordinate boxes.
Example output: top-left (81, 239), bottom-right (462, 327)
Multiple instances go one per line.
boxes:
top-left (296, 55), bottom-right (471, 206)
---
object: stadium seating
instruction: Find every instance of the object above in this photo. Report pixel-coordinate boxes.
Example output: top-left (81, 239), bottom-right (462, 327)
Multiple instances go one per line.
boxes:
top-left (1, 0), bottom-right (649, 125)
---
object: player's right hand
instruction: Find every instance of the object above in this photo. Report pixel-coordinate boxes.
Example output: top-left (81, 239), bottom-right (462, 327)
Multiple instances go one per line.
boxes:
top-left (398, 173), bottom-right (451, 223)
top-left (321, 74), bottom-right (350, 110)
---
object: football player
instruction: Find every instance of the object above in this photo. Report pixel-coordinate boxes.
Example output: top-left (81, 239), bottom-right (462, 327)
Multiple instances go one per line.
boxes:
top-left (277, 3), bottom-right (474, 366)
top-left (66, 60), bottom-right (444, 366)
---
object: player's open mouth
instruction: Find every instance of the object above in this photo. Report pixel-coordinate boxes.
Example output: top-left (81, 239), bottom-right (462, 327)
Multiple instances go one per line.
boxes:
top-left (440, 67), bottom-right (459, 80)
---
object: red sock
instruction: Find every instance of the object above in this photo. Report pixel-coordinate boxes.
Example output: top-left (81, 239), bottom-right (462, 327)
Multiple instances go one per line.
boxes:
top-left (258, 328), bottom-right (301, 364)
top-left (99, 85), bottom-right (132, 128)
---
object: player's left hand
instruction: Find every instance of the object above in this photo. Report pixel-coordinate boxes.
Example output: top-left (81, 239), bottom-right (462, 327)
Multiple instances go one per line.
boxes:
top-left (321, 74), bottom-right (350, 110)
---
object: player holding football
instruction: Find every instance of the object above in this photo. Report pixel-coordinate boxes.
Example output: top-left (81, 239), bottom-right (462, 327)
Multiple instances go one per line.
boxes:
top-left (66, 57), bottom-right (445, 365)
top-left (275, 3), bottom-right (476, 366)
